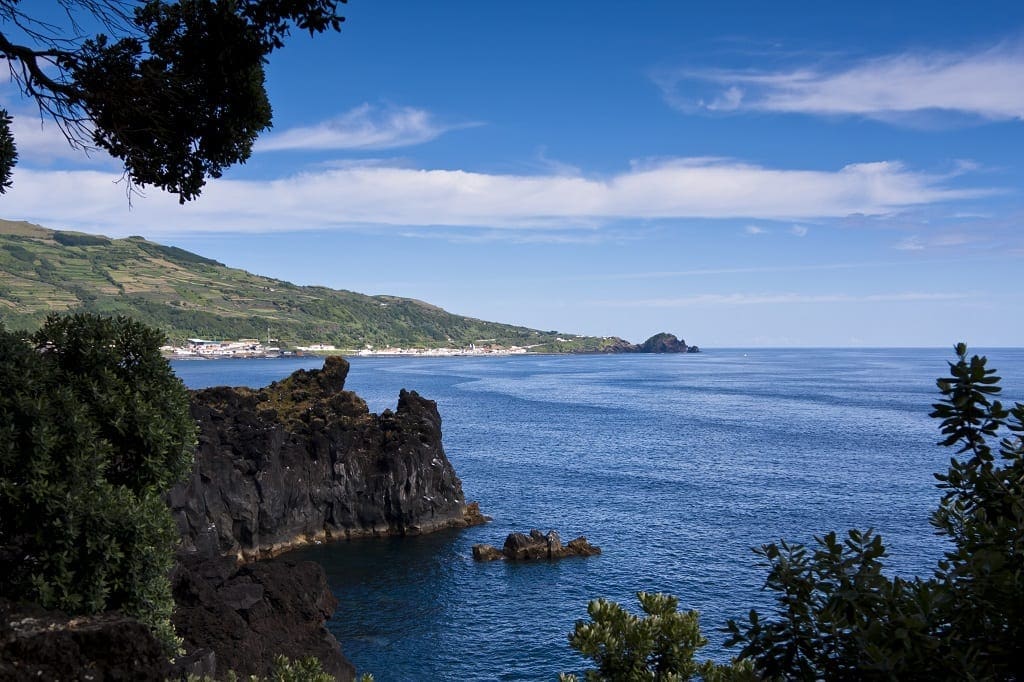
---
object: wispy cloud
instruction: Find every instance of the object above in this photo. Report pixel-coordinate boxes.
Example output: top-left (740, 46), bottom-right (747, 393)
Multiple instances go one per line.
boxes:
top-left (3, 157), bottom-right (987, 234)
top-left (396, 228), bottom-right (610, 245)
top-left (597, 292), bottom-right (969, 307)
top-left (3, 108), bottom-right (116, 168)
top-left (256, 103), bottom-right (478, 152)
top-left (895, 232), bottom-right (988, 251)
top-left (744, 225), bottom-right (767, 235)
top-left (657, 42), bottom-right (1024, 123)
top-left (789, 225), bottom-right (809, 237)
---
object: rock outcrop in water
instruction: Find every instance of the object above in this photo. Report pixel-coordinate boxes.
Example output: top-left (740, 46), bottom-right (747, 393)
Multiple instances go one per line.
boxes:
top-left (594, 333), bottom-right (698, 354)
top-left (636, 332), bottom-right (693, 354)
top-left (472, 529), bottom-right (601, 561)
top-left (169, 356), bottom-right (488, 560)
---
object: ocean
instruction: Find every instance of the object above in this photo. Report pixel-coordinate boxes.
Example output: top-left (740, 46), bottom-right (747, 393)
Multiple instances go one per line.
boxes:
top-left (172, 348), bottom-right (1024, 681)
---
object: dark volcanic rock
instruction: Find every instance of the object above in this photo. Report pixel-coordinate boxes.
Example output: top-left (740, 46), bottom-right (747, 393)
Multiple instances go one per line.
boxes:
top-left (471, 543), bottom-right (503, 561)
top-left (0, 598), bottom-right (170, 681)
top-left (0, 556), bottom-right (357, 682)
top-left (4, 356), bottom-right (481, 681)
top-left (171, 554), bottom-right (355, 681)
top-left (170, 356), bottom-right (487, 560)
top-left (637, 332), bottom-right (689, 353)
top-left (473, 529), bottom-right (601, 562)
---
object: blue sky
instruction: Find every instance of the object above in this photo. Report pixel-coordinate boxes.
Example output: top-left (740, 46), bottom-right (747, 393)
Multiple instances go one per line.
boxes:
top-left (3, 0), bottom-right (1024, 346)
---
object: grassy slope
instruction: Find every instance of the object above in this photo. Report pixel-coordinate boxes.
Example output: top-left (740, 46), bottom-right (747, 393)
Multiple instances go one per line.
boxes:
top-left (0, 220), bottom-right (624, 351)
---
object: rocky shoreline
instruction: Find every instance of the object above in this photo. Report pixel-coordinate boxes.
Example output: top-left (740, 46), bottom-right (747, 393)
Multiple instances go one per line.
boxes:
top-left (3, 357), bottom-right (489, 681)
top-left (168, 356), bottom-right (489, 679)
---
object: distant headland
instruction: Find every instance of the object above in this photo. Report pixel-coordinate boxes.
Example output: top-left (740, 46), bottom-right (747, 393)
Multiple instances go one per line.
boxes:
top-left (160, 332), bottom-right (698, 358)
top-left (2, 219), bottom-right (697, 355)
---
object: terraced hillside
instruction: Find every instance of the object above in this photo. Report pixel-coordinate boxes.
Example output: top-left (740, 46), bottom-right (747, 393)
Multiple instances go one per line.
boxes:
top-left (0, 219), bottom-right (626, 351)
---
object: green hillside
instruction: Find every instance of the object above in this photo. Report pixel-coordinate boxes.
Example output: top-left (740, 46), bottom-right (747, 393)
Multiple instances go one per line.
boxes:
top-left (0, 219), bottom-right (627, 351)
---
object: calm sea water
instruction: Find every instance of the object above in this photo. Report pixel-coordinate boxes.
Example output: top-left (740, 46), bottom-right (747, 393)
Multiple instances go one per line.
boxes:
top-left (173, 348), bottom-right (1024, 681)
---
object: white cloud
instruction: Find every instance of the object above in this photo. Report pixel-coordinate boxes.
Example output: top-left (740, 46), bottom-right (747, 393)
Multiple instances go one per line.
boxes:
top-left (660, 42), bottom-right (1024, 122)
top-left (3, 109), bottom-right (117, 168)
top-left (895, 232), bottom-right (985, 251)
top-left (790, 225), bottom-right (809, 236)
top-left (256, 103), bottom-right (477, 152)
top-left (745, 225), bottom-right (767, 235)
top-left (598, 292), bottom-right (969, 307)
top-left (2, 157), bottom-right (987, 235)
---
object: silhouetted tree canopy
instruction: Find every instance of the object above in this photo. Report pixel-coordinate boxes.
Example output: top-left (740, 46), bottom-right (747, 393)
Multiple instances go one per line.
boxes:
top-left (0, 0), bottom-right (345, 201)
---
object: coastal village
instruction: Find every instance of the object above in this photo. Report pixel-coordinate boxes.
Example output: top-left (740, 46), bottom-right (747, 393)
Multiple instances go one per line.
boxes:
top-left (161, 337), bottom-right (532, 358)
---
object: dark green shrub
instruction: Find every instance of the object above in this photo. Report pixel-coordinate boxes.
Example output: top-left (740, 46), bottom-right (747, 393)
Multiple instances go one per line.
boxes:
top-left (0, 108), bottom-right (14, 193)
top-left (560, 592), bottom-right (755, 681)
top-left (0, 313), bottom-right (196, 650)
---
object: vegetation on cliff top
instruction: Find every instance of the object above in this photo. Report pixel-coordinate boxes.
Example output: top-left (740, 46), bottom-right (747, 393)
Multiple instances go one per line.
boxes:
top-left (0, 314), bottom-right (196, 652)
top-left (0, 219), bottom-right (636, 352)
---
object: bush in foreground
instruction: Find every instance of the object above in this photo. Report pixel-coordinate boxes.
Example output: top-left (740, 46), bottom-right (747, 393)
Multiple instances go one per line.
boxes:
top-left (0, 313), bottom-right (196, 650)
top-left (559, 592), bottom-right (754, 681)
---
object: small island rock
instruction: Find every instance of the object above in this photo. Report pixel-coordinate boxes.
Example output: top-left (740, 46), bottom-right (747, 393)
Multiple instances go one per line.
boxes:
top-left (593, 332), bottom-right (698, 354)
top-left (637, 332), bottom-right (690, 353)
top-left (473, 529), bottom-right (601, 562)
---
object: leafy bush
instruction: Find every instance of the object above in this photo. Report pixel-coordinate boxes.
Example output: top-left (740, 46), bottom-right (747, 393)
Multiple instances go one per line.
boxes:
top-left (560, 592), bottom-right (755, 681)
top-left (0, 313), bottom-right (197, 651)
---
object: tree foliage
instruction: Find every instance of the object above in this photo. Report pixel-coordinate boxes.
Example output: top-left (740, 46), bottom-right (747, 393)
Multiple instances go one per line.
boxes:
top-left (0, 0), bottom-right (345, 200)
top-left (724, 343), bottom-right (1024, 679)
top-left (0, 313), bottom-right (197, 650)
top-left (560, 592), bottom-right (755, 682)
top-left (0, 107), bottom-right (15, 192)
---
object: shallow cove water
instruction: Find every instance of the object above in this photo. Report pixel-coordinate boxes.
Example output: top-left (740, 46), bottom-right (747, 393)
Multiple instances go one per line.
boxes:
top-left (173, 348), bottom-right (1024, 681)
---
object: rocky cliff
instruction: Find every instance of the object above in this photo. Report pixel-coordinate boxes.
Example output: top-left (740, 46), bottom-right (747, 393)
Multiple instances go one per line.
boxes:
top-left (0, 556), bottom-right (356, 682)
top-left (169, 355), bottom-right (486, 561)
top-left (3, 357), bottom-right (479, 680)
top-left (171, 554), bottom-right (356, 681)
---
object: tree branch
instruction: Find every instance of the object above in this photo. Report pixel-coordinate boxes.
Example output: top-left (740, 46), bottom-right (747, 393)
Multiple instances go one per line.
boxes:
top-left (0, 31), bottom-right (76, 96)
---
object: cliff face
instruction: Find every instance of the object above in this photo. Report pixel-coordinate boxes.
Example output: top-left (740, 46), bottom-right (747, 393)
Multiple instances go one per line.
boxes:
top-left (171, 554), bottom-right (356, 681)
top-left (4, 357), bottom-right (473, 681)
top-left (169, 356), bottom-right (484, 561)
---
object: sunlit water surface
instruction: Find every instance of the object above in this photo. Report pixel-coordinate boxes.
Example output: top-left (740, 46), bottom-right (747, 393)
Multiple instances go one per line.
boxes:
top-left (173, 348), bottom-right (1024, 681)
